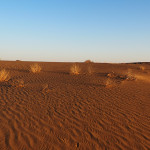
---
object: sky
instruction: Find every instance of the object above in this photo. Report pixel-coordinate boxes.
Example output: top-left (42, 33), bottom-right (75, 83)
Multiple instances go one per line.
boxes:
top-left (0, 0), bottom-right (150, 62)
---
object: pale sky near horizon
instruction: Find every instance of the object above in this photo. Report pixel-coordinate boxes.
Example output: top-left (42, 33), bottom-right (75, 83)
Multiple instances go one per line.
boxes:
top-left (0, 0), bottom-right (150, 62)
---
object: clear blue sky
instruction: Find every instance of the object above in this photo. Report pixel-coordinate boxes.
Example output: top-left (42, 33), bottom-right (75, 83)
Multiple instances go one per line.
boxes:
top-left (0, 0), bottom-right (150, 62)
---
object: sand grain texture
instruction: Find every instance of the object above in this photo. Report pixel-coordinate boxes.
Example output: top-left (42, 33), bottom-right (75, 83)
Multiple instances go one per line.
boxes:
top-left (0, 61), bottom-right (150, 150)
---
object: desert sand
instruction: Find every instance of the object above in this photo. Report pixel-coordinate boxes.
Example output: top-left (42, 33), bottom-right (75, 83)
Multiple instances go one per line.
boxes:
top-left (0, 61), bottom-right (150, 150)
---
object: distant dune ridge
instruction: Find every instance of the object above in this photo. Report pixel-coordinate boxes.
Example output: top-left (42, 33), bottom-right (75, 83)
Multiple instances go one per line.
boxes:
top-left (0, 61), bottom-right (150, 149)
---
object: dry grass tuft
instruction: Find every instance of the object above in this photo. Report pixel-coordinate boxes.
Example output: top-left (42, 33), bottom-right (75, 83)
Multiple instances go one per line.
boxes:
top-left (30, 63), bottom-right (41, 73)
top-left (70, 64), bottom-right (81, 75)
top-left (0, 69), bottom-right (10, 82)
top-left (139, 65), bottom-right (145, 71)
top-left (126, 69), bottom-right (136, 81)
top-left (105, 78), bottom-right (115, 87)
top-left (106, 71), bottom-right (117, 87)
top-left (107, 71), bottom-right (116, 78)
top-left (106, 70), bottom-right (136, 85)
top-left (84, 60), bottom-right (93, 63)
top-left (87, 65), bottom-right (94, 75)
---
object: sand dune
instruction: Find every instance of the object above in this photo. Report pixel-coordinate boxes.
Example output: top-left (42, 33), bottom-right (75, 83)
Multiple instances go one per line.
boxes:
top-left (0, 61), bottom-right (150, 150)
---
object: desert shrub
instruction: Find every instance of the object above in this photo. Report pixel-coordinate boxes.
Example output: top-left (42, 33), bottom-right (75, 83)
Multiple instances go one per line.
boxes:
top-left (139, 66), bottom-right (145, 71)
top-left (84, 60), bottom-right (93, 63)
top-left (107, 71), bottom-right (116, 78)
top-left (30, 63), bottom-right (41, 73)
top-left (105, 78), bottom-right (115, 87)
top-left (0, 69), bottom-right (10, 82)
top-left (126, 69), bottom-right (136, 81)
top-left (70, 64), bottom-right (81, 75)
top-left (87, 65), bottom-right (94, 75)
top-left (107, 72), bottom-right (127, 80)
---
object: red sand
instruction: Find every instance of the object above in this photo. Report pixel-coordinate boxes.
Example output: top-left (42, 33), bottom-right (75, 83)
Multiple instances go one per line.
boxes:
top-left (0, 61), bottom-right (150, 150)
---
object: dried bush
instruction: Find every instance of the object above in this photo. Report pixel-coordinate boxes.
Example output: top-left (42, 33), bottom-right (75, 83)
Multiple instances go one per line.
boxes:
top-left (139, 66), bottom-right (145, 71)
top-left (126, 69), bottom-right (136, 81)
top-left (30, 63), bottom-right (41, 73)
top-left (87, 65), bottom-right (94, 75)
top-left (105, 78), bottom-right (115, 87)
top-left (70, 64), bottom-right (81, 75)
top-left (107, 71), bottom-right (116, 78)
top-left (0, 69), bottom-right (10, 82)
top-left (84, 60), bottom-right (93, 63)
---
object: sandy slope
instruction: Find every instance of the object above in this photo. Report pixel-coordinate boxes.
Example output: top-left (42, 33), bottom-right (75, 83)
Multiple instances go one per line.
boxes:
top-left (0, 61), bottom-right (150, 150)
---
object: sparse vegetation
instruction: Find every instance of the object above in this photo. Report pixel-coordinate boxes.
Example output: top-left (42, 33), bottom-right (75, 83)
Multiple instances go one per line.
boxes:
top-left (87, 65), bottom-right (94, 75)
top-left (107, 71), bottom-right (116, 78)
top-left (0, 69), bottom-right (10, 82)
top-left (85, 60), bottom-right (93, 63)
top-left (105, 78), bottom-right (114, 87)
top-left (30, 63), bottom-right (41, 73)
top-left (107, 70), bottom-right (136, 81)
top-left (126, 69), bottom-right (136, 81)
top-left (70, 64), bottom-right (81, 75)
top-left (139, 66), bottom-right (145, 71)
top-left (106, 70), bottom-right (136, 86)
top-left (106, 71), bottom-right (118, 87)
